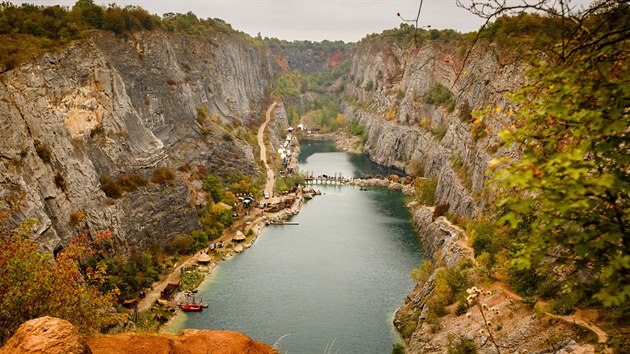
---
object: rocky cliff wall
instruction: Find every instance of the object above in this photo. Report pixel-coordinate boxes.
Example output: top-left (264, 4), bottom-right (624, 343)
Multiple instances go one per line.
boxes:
top-left (268, 44), bottom-right (347, 73)
top-left (343, 39), bottom-right (524, 217)
top-left (344, 38), bottom-right (598, 352)
top-left (0, 30), bottom-right (284, 253)
top-left (394, 207), bottom-right (595, 353)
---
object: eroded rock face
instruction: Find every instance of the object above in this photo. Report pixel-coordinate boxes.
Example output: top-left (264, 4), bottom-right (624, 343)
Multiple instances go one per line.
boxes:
top-left (343, 39), bottom-right (525, 217)
top-left (0, 317), bottom-right (90, 354)
top-left (0, 317), bottom-right (277, 354)
top-left (0, 30), bottom-right (286, 253)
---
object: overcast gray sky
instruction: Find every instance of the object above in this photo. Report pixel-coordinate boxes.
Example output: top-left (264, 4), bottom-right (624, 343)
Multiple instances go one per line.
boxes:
top-left (17, 0), bottom-right (593, 42)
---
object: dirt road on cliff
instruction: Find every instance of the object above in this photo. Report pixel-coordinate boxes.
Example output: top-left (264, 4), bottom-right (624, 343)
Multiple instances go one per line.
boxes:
top-left (137, 102), bottom-right (279, 312)
top-left (259, 101), bottom-right (277, 197)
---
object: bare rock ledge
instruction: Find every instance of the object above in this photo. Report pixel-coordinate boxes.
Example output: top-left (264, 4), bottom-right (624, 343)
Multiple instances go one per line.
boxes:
top-left (1, 317), bottom-right (277, 354)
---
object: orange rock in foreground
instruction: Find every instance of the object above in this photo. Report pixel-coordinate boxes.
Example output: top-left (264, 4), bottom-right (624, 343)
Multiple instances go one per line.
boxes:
top-left (1, 317), bottom-right (277, 354)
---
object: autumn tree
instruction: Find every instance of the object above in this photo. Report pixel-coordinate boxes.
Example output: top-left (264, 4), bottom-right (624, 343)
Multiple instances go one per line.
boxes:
top-left (464, 1), bottom-right (630, 305)
top-left (199, 203), bottom-right (234, 240)
top-left (0, 201), bottom-right (125, 343)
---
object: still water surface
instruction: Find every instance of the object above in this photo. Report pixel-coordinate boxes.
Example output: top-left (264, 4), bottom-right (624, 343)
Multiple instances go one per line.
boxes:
top-left (171, 141), bottom-right (422, 353)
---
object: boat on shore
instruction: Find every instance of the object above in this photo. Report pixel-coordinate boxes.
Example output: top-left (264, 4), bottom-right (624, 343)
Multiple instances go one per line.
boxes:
top-left (180, 295), bottom-right (204, 312)
top-left (181, 303), bottom-right (202, 312)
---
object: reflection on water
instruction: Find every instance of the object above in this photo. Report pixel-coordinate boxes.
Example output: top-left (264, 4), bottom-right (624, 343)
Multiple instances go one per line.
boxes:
top-left (299, 140), bottom-right (403, 178)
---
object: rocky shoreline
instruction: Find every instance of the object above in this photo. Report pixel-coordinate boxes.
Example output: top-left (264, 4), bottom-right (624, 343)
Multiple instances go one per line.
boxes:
top-left (347, 177), bottom-right (414, 195)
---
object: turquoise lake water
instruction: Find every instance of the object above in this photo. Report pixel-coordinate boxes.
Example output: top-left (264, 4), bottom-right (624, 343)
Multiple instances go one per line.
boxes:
top-left (171, 141), bottom-right (422, 353)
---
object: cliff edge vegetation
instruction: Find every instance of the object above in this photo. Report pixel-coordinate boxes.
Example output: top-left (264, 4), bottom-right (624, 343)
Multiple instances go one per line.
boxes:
top-left (380, 1), bottom-right (629, 352)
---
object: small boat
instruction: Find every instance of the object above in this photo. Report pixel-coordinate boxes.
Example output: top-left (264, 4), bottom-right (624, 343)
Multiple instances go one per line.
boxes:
top-left (181, 304), bottom-right (202, 312)
top-left (181, 295), bottom-right (203, 312)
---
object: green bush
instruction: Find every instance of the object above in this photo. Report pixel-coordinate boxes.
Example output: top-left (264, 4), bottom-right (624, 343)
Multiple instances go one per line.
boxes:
top-left (447, 334), bottom-right (478, 354)
top-left (423, 83), bottom-right (454, 107)
top-left (411, 260), bottom-right (434, 284)
top-left (508, 265), bottom-right (546, 297)
top-left (455, 301), bottom-right (468, 316)
top-left (438, 266), bottom-right (471, 302)
top-left (521, 297), bottom-right (537, 308)
top-left (222, 132), bottom-right (233, 141)
top-left (348, 120), bottom-right (368, 145)
top-left (189, 230), bottom-right (208, 252)
top-left (275, 173), bottom-right (305, 194)
top-left (400, 315), bottom-right (418, 338)
top-left (198, 203), bottom-right (234, 240)
top-left (365, 79), bottom-right (374, 91)
top-left (414, 177), bottom-right (438, 205)
top-left (430, 124), bottom-right (447, 140)
top-left (449, 155), bottom-right (472, 191)
top-left (549, 295), bottom-right (577, 315)
top-left (165, 235), bottom-right (192, 255)
top-left (425, 311), bottom-right (442, 332)
top-left (392, 343), bottom-right (405, 354)
top-left (203, 175), bottom-right (224, 203)
top-left (227, 172), bottom-right (260, 196)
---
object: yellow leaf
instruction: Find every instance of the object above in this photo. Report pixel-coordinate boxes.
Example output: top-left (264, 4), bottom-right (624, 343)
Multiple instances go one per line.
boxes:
top-left (495, 106), bottom-right (503, 113)
top-left (507, 108), bottom-right (514, 115)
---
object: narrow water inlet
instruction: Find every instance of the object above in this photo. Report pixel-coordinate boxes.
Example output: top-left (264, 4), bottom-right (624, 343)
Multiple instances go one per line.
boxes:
top-left (169, 141), bottom-right (423, 353)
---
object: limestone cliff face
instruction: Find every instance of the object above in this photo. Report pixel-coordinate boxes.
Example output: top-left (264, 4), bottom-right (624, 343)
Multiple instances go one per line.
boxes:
top-left (0, 30), bottom-right (285, 253)
top-left (268, 44), bottom-right (347, 74)
top-left (343, 39), bottom-right (524, 217)
top-left (344, 39), bottom-right (597, 352)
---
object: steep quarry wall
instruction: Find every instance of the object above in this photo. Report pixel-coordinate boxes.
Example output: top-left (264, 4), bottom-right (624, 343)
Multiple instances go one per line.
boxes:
top-left (343, 38), bottom-right (524, 217)
top-left (0, 30), bottom-right (285, 253)
top-left (346, 39), bottom-right (600, 352)
top-left (268, 44), bottom-right (347, 74)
